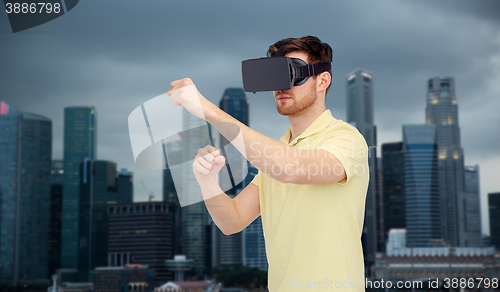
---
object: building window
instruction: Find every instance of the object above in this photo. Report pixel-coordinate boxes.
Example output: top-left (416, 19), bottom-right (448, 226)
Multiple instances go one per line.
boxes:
top-left (364, 86), bottom-right (371, 123)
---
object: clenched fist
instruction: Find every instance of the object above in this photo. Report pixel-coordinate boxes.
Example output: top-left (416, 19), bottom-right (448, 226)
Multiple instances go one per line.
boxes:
top-left (193, 145), bottom-right (226, 182)
top-left (167, 78), bottom-right (207, 120)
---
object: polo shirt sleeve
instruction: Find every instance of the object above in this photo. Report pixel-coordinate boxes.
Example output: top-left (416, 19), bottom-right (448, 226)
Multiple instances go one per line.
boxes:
top-left (249, 171), bottom-right (262, 187)
top-left (318, 124), bottom-right (369, 185)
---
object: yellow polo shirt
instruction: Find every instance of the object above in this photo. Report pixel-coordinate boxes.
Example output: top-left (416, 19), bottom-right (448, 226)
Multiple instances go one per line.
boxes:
top-left (250, 109), bottom-right (369, 292)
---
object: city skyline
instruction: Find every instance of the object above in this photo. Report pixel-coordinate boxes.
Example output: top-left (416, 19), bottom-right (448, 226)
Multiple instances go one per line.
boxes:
top-left (1, 0), bottom-right (499, 238)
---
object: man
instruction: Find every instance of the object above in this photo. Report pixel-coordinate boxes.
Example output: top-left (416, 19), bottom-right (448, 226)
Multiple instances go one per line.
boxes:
top-left (168, 36), bottom-right (369, 291)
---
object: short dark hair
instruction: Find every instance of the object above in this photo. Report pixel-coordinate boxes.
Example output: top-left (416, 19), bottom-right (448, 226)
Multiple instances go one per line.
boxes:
top-left (267, 36), bottom-right (333, 95)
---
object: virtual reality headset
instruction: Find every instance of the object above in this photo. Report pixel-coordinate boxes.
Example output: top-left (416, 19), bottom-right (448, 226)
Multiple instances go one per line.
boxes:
top-left (242, 56), bottom-right (331, 92)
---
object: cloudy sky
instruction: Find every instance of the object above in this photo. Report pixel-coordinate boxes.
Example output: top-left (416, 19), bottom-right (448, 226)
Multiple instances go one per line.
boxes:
top-left (1, 0), bottom-right (499, 236)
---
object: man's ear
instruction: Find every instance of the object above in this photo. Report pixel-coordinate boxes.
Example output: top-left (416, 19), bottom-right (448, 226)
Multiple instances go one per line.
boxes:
top-left (316, 72), bottom-right (331, 93)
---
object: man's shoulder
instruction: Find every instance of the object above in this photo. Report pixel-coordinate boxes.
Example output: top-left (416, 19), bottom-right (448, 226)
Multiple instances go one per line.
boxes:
top-left (321, 117), bottom-right (364, 138)
top-left (313, 117), bottom-right (369, 154)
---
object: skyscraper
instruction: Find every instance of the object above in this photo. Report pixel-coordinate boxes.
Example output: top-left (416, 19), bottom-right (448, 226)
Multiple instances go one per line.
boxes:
top-left (464, 165), bottom-right (482, 247)
top-left (163, 139), bottom-right (182, 204)
top-left (218, 88), bottom-right (249, 195)
top-left (61, 106), bottom-right (97, 269)
top-left (116, 168), bottom-right (134, 204)
top-left (77, 160), bottom-right (115, 281)
top-left (425, 77), bottom-right (466, 247)
top-left (0, 101), bottom-right (52, 285)
top-left (163, 168), bottom-right (177, 203)
top-left (403, 124), bottom-right (441, 247)
top-left (382, 142), bottom-right (405, 245)
top-left (181, 108), bottom-right (211, 274)
top-left (219, 88), bottom-right (249, 126)
top-left (242, 162), bottom-right (267, 271)
top-left (0, 101), bottom-right (20, 284)
top-left (488, 192), bottom-right (500, 251)
top-left (163, 138), bottom-right (182, 256)
top-left (346, 68), bottom-right (377, 264)
top-left (376, 156), bottom-right (384, 252)
top-left (216, 88), bottom-right (249, 267)
top-left (49, 160), bottom-right (64, 277)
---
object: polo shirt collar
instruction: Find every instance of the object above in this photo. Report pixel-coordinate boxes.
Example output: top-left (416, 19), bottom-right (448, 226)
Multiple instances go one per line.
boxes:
top-left (280, 109), bottom-right (334, 146)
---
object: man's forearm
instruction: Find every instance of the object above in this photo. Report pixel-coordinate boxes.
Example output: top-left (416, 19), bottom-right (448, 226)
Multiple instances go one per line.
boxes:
top-left (204, 102), bottom-right (329, 183)
top-left (198, 178), bottom-right (242, 235)
top-left (203, 102), bottom-right (290, 177)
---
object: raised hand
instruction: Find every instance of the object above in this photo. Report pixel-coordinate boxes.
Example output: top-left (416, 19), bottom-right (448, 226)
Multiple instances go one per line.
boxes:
top-left (193, 145), bottom-right (226, 182)
top-left (167, 78), bottom-right (208, 120)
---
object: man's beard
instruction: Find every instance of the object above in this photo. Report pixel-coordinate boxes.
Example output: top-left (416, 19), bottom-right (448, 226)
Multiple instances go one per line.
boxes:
top-left (276, 85), bottom-right (317, 116)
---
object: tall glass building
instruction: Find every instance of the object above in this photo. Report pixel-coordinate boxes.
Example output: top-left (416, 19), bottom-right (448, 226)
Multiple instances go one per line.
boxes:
top-left (61, 106), bottom-right (96, 269)
top-left (0, 101), bottom-right (22, 284)
top-left (181, 108), bottom-right (211, 274)
top-left (403, 124), bottom-right (441, 247)
top-left (163, 138), bottom-right (182, 256)
top-left (0, 101), bottom-right (52, 285)
top-left (49, 160), bottom-right (64, 277)
top-left (218, 88), bottom-right (249, 195)
top-left (346, 68), bottom-right (377, 264)
top-left (425, 77), bottom-right (466, 247)
top-left (242, 162), bottom-right (267, 271)
top-left (163, 139), bottom-right (182, 204)
top-left (219, 88), bottom-right (249, 126)
top-left (464, 165), bottom-right (482, 247)
top-left (116, 168), bottom-right (134, 204)
top-left (488, 193), bottom-right (500, 252)
top-left (381, 142), bottom-right (405, 245)
top-left (77, 160), bottom-right (115, 281)
top-left (216, 88), bottom-right (249, 267)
